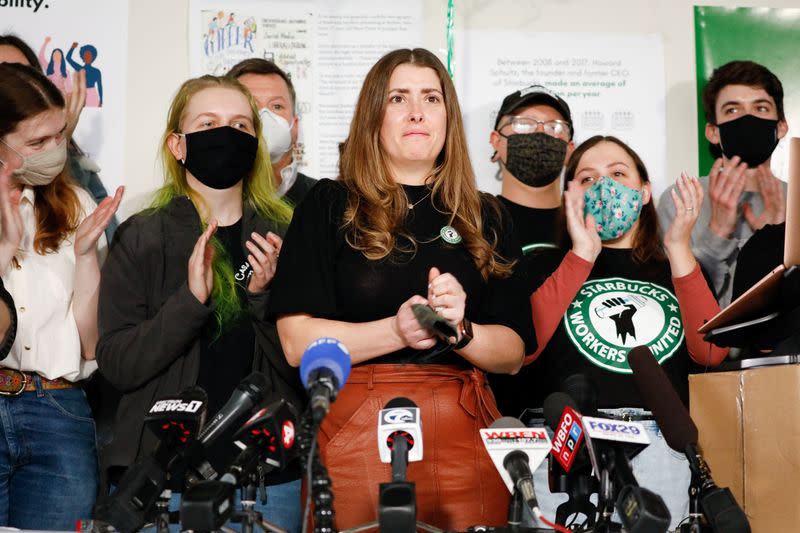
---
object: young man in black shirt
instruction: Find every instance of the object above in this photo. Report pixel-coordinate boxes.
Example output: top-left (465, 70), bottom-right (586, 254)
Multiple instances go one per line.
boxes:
top-left (228, 58), bottom-right (317, 206)
top-left (488, 85), bottom-right (575, 417)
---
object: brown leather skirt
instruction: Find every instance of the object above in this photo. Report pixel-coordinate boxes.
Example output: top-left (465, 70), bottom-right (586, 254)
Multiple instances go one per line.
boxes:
top-left (316, 364), bottom-right (509, 530)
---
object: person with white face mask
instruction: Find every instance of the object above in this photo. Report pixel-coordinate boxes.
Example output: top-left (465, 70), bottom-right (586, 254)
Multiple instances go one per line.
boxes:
top-left (228, 58), bottom-right (317, 206)
top-left (0, 62), bottom-right (122, 530)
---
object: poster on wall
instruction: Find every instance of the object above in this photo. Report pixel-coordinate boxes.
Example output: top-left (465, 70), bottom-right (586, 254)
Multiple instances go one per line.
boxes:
top-left (188, 0), bottom-right (424, 180)
top-left (694, 6), bottom-right (800, 178)
top-left (456, 31), bottom-right (668, 198)
top-left (1, 0), bottom-right (129, 192)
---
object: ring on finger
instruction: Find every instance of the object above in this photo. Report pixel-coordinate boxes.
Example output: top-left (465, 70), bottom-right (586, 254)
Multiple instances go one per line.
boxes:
top-left (685, 206), bottom-right (695, 212)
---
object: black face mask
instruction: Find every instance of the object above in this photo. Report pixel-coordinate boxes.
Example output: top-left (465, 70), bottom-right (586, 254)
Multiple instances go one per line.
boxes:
top-left (500, 132), bottom-right (567, 187)
top-left (181, 126), bottom-right (258, 189)
top-left (717, 114), bottom-right (779, 168)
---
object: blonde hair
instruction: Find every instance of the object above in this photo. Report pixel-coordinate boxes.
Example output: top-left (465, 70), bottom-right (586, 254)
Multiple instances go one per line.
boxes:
top-left (339, 48), bottom-right (512, 280)
top-left (152, 75), bottom-right (293, 332)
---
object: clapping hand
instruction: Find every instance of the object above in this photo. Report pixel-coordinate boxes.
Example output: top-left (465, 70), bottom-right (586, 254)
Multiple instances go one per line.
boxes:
top-left (188, 220), bottom-right (218, 304)
top-left (246, 231), bottom-right (282, 293)
top-left (74, 186), bottom-right (124, 257)
top-left (564, 179), bottom-right (601, 262)
top-left (742, 165), bottom-right (785, 231)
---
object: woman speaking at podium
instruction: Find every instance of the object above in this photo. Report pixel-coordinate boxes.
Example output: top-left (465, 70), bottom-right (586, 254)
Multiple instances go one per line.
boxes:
top-left (270, 48), bottom-right (535, 529)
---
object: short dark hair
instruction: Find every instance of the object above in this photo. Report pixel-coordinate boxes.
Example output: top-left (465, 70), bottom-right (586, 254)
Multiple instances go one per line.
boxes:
top-left (702, 60), bottom-right (784, 125)
top-left (226, 58), bottom-right (296, 114)
top-left (0, 34), bottom-right (40, 70)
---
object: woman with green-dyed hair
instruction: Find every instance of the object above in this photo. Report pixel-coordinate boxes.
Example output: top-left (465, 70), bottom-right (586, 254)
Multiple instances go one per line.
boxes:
top-left (95, 75), bottom-right (306, 530)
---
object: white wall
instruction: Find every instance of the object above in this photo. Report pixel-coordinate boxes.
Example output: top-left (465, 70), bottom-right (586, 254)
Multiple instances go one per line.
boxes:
top-left (121, 0), bottom-right (798, 216)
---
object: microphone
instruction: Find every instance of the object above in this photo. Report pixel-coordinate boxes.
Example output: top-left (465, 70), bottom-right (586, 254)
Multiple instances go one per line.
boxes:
top-left (377, 397), bottom-right (423, 482)
top-left (544, 389), bottom-right (671, 533)
top-left (543, 391), bottom-right (600, 528)
top-left (180, 399), bottom-right (299, 532)
top-left (544, 392), bottom-right (586, 473)
top-left (145, 386), bottom-right (208, 471)
top-left (299, 338), bottom-right (351, 424)
top-left (411, 303), bottom-right (457, 341)
top-left (376, 398), bottom-right (423, 533)
top-left (193, 372), bottom-right (270, 480)
top-left (628, 345), bottom-right (751, 533)
top-left (94, 387), bottom-right (209, 533)
top-left (480, 416), bottom-right (551, 511)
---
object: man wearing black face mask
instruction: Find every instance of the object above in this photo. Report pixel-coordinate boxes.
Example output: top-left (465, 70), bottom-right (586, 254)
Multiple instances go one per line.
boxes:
top-left (488, 86), bottom-right (574, 417)
top-left (490, 85), bottom-right (575, 290)
top-left (658, 61), bottom-right (788, 307)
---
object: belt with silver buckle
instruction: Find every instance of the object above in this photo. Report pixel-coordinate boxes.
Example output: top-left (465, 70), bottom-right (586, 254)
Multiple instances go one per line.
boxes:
top-left (0, 368), bottom-right (28, 396)
top-left (0, 368), bottom-right (79, 396)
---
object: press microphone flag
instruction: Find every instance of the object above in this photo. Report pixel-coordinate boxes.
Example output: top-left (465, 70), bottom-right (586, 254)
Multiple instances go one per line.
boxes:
top-left (378, 397), bottom-right (423, 464)
top-left (480, 416), bottom-right (551, 495)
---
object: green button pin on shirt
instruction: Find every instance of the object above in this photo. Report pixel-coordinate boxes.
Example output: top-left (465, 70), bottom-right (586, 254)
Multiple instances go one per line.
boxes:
top-left (440, 225), bottom-right (462, 244)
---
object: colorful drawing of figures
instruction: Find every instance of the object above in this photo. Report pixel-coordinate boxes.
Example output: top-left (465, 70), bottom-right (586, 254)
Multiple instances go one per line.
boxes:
top-left (38, 36), bottom-right (72, 94)
top-left (67, 42), bottom-right (103, 107)
top-left (243, 17), bottom-right (256, 42)
top-left (202, 11), bottom-right (256, 56)
top-left (216, 11), bottom-right (225, 51)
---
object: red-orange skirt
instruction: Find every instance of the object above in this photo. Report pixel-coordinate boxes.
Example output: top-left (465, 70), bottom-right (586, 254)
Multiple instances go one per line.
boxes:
top-left (315, 364), bottom-right (510, 530)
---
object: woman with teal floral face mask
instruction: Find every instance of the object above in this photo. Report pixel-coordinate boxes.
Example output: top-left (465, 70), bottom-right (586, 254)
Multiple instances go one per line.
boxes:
top-left (520, 136), bottom-right (730, 531)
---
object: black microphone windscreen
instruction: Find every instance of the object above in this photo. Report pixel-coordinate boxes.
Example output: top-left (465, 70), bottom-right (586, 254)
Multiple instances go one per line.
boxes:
top-left (628, 345), bottom-right (698, 451)
top-left (543, 392), bottom-right (577, 430)
top-left (489, 416), bottom-right (526, 429)
top-left (561, 374), bottom-right (598, 416)
top-left (383, 397), bottom-right (417, 410)
top-left (238, 372), bottom-right (269, 402)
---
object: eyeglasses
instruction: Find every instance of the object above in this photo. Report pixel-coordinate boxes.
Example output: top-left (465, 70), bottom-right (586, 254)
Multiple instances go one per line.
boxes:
top-left (499, 116), bottom-right (572, 139)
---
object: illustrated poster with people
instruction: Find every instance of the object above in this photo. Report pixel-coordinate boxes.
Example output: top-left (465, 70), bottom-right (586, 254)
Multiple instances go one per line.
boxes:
top-left (188, 0), bottom-right (424, 180)
top-left (2, 0), bottom-right (129, 191)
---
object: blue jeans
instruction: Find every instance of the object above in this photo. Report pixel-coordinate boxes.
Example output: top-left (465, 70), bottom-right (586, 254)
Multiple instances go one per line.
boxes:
top-left (157, 477), bottom-right (302, 533)
top-left (526, 409), bottom-right (690, 531)
top-left (0, 379), bottom-right (98, 530)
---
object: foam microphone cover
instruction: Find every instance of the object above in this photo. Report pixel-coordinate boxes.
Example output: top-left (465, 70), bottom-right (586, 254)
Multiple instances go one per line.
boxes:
top-left (561, 374), bottom-right (598, 416)
top-left (543, 392), bottom-right (577, 431)
top-left (627, 345), bottom-right (697, 451)
top-left (490, 416), bottom-right (527, 429)
top-left (383, 397), bottom-right (417, 410)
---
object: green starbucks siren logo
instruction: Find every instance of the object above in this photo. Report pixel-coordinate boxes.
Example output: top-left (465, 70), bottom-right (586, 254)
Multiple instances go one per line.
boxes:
top-left (563, 277), bottom-right (684, 373)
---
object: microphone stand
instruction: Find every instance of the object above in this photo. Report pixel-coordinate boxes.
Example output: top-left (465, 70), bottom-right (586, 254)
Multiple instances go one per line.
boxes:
top-left (340, 435), bottom-right (442, 533)
top-left (222, 470), bottom-right (289, 533)
top-left (299, 410), bottom-right (337, 533)
top-left (154, 489), bottom-right (172, 533)
top-left (549, 457), bottom-right (599, 529)
top-left (593, 469), bottom-right (622, 533)
top-left (507, 489), bottom-right (524, 528)
top-left (679, 473), bottom-right (711, 533)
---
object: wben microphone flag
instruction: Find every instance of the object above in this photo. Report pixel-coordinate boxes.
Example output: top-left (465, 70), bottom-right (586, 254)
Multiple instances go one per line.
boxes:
top-left (480, 424), bottom-right (551, 494)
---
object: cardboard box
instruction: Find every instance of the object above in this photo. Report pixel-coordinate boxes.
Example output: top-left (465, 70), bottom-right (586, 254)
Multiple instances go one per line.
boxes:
top-left (690, 365), bottom-right (800, 531)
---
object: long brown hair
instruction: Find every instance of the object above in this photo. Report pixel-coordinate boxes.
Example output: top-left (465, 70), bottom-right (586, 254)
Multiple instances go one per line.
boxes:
top-left (0, 63), bottom-right (80, 254)
top-left (563, 135), bottom-right (666, 264)
top-left (339, 48), bottom-right (512, 279)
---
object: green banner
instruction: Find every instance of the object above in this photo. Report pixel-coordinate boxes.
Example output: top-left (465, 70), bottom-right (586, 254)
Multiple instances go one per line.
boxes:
top-left (694, 6), bottom-right (800, 176)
